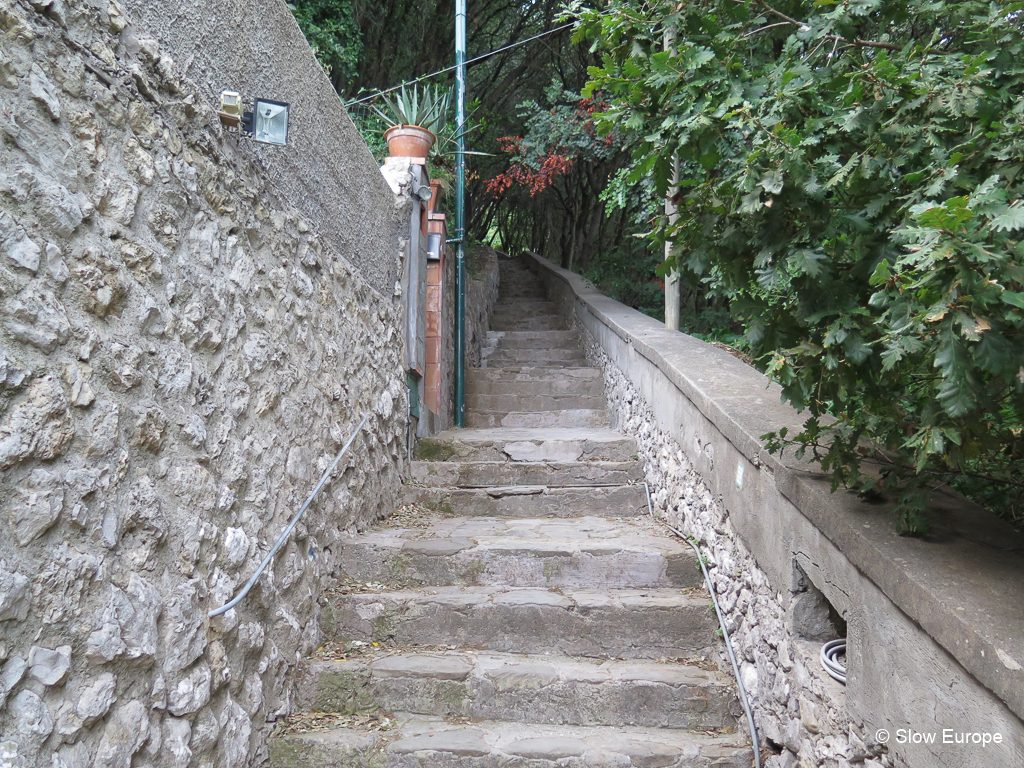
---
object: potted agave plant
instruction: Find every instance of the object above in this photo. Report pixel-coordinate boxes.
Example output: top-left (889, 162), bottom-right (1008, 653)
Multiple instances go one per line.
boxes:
top-left (373, 83), bottom-right (451, 158)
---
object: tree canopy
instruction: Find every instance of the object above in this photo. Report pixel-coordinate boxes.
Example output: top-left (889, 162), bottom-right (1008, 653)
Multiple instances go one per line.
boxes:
top-left (572, 0), bottom-right (1024, 530)
top-left (296, 0), bottom-right (651, 277)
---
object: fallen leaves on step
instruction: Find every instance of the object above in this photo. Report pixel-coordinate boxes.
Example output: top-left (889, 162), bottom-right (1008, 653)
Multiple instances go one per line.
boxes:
top-left (311, 639), bottom-right (380, 661)
top-left (382, 502), bottom-right (437, 529)
top-left (274, 711), bottom-right (394, 735)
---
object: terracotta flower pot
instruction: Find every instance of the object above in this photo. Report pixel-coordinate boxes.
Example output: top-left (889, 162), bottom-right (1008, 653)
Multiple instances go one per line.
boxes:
top-left (385, 125), bottom-right (436, 158)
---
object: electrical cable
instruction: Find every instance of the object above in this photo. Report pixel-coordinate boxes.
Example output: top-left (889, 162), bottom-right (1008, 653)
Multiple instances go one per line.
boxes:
top-left (820, 639), bottom-right (847, 685)
top-left (645, 483), bottom-right (762, 768)
top-left (345, 22), bottom-right (576, 107)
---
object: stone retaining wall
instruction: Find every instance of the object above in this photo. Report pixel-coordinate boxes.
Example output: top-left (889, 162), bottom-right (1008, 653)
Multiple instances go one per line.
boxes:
top-left (0, 1), bottom-right (407, 766)
top-left (524, 252), bottom-right (1024, 768)
top-left (118, 0), bottom-right (402, 294)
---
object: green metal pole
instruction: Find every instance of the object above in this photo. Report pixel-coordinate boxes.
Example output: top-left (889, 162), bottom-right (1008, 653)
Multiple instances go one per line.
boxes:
top-left (454, 0), bottom-right (467, 427)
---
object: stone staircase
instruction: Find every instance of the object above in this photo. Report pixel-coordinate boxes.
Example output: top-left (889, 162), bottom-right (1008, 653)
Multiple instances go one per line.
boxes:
top-left (268, 257), bottom-right (752, 767)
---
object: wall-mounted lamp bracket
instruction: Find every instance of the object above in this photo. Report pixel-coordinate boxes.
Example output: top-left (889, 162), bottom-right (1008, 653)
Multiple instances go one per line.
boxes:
top-left (410, 179), bottom-right (433, 203)
top-left (217, 90), bottom-right (243, 128)
top-left (217, 91), bottom-right (290, 146)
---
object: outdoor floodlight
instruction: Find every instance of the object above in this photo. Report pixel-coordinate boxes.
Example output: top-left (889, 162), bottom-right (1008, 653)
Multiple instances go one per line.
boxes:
top-left (216, 91), bottom-right (291, 146)
top-left (252, 98), bottom-right (290, 146)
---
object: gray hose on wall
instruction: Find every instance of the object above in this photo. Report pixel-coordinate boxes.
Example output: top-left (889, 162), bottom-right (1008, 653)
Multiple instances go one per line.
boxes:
top-left (645, 483), bottom-right (762, 768)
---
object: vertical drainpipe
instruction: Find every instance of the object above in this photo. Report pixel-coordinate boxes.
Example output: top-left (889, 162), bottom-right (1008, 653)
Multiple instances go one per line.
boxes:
top-left (454, 0), bottom-right (467, 427)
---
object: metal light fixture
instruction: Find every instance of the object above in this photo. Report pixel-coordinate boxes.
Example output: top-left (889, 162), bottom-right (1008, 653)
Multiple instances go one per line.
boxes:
top-left (251, 98), bottom-right (290, 145)
top-left (217, 91), bottom-right (291, 146)
top-left (410, 179), bottom-right (433, 203)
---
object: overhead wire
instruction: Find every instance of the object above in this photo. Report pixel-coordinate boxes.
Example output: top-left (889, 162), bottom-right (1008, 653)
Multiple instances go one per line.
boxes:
top-left (344, 21), bottom-right (576, 107)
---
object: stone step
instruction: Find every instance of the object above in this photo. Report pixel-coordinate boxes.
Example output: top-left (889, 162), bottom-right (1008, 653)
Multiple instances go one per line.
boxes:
top-left (491, 300), bottom-right (559, 311)
top-left (402, 484), bottom-right (647, 518)
top-left (493, 295), bottom-right (552, 303)
top-left (410, 459), bottom-right (643, 487)
top-left (465, 393), bottom-right (605, 413)
top-left (466, 368), bottom-right (604, 397)
top-left (321, 586), bottom-right (718, 659)
top-left (269, 715), bottom-right (751, 768)
top-left (485, 330), bottom-right (580, 348)
top-left (483, 349), bottom-right (587, 366)
top-left (295, 650), bottom-right (737, 730)
top-left (485, 340), bottom-right (585, 355)
top-left (416, 428), bottom-right (638, 462)
top-left (496, 292), bottom-right (548, 301)
top-left (489, 317), bottom-right (567, 332)
top-left (489, 311), bottom-right (563, 323)
top-left (338, 515), bottom-right (700, 588)
top-left (465, 409), bottom-right (609, 429)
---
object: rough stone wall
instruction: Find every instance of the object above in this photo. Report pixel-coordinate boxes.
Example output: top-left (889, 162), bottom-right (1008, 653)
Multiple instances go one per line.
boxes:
top-left (118, 0), bottom-right (402, 293)
top-left (575, 326), bottom-right (890, 768)
top-left (461, 244), bottom-right (500, 371)
top-left (0, 1), bottom-right (407, 767)
top-left (434, 242), bottom-right (499, 431)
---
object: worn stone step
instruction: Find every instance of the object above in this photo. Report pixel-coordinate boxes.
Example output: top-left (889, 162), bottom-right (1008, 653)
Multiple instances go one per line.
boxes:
top-left (321, 586), bottom-right (718, 659)
top-left (402, 484), bottom-right (647, 518)
top-left (338, 515), bottom-right (700, 588)
top-left (488, 306), bottom-right (560, 319)
top-left (489, 317), bottom-right (568, 332)
top-left (496, 292), bottom-right (548, 301)
top-left (416, 428), bottom-right (638, 462)
top-left (491, 301), bottom-right (560, 313)
top-left (485, 330), bottom-right (580, 349)
top-left (295, 650), bottom-right (737, 730)
top-left (486, 340), bottom-right (582, 355)
top-left (483, 352), bottom-right (587, 369)
top-left (466, 368), bottom-right (604, 397)
top-left (465, 409), bottom-right (609, 429)
top-left (269, 715), bottom-right (751, 768)
top-left (489, 310), bottom-right (563, 322)
top-left (489, 339), bottom-right (585, 354)
top-left (493, 296), bottom-right (553, 304)
top-left (465, 393), bottom-right (605, 413)
top-left (411, 459), bottom-right (643, 487)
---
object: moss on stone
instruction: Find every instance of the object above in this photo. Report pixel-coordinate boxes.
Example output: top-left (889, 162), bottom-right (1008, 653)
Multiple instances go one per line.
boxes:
top-left (313, 667), bottom-right (374, 713)
top-left (415, 439), bottom-right (459, 462)
top-left (459, 559), bottom-right (486, 585)
top-left (269, 733), bottom-right (385, 768)
top-left (543, 559), bottom-right (568, 582)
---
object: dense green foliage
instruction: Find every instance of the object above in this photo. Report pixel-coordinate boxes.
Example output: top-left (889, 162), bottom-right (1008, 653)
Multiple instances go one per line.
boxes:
top-left (289, 0), bottom-right (362, 89)
top-left (482, 87), bottom-right (642, 270)
top-left (573, 0), bottom-right (1024, 530)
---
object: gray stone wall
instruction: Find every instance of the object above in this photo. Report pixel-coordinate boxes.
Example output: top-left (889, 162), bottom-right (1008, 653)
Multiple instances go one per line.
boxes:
top-left (118, 0), bottom-right (402, 294)
top-left (0, 1), bottom-right (407, 767)
top-left (428, 238), bottom-right (500, 434)
top-left (462, 244), bottom-right (500, 370)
